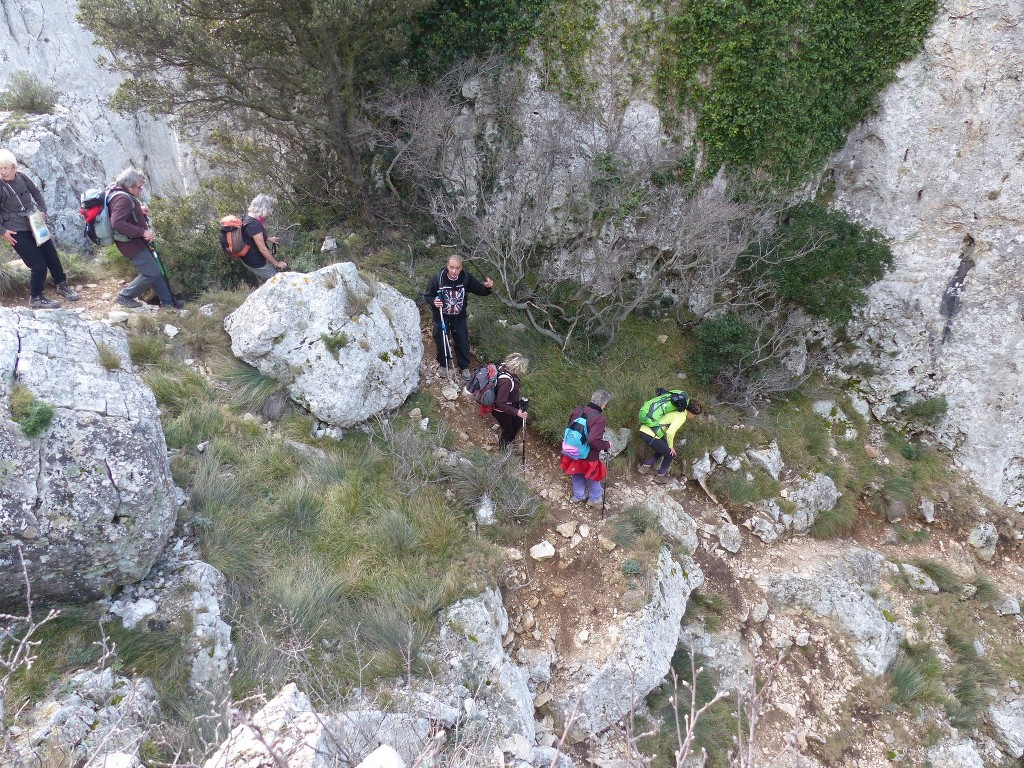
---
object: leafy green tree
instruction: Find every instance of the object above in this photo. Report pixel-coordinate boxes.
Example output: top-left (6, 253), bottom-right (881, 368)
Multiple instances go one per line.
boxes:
top-left (77, 0), bottom-right (436, 209)
top-left (742, 202), bottom-right (893, 325)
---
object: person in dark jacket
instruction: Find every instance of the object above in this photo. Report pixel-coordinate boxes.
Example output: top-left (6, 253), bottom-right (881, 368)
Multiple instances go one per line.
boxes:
top-left (238, 194), bottom-right (288, 283)
top-left (0, 149), bottom-right (78, 309)
top-left (491, 353), bottom-right (528, 449)
top-left (560, 390), bottom-right (612, 506)
top-left (422, 255), bottom-right (493, 380)
top-left (110, 167), bottom-right (183, 310)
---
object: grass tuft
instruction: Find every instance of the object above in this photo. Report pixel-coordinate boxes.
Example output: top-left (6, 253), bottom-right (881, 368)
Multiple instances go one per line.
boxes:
top-left (96, 342), bottom-right (123, 371)
top-left (222, 361), bottom-right (286, 415)
top-left (609, 506), bottom-right (661, 549)
top-left (812, 496), bottom-right (858, 539)
top-left (128, 334), bottom-right (166, 366)
top-left (910, 559), bottom-right (960, 593)
top-left (887, 642), bottom-right (944, 707)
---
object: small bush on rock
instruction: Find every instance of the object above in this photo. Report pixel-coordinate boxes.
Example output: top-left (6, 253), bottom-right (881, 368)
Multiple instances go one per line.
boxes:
top-left (9, 383), bottom-right (55, 437)
top-left (1, 71), bottom-right (59, 114)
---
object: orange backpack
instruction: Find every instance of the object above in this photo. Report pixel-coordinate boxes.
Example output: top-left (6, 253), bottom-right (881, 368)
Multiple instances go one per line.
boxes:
top-left (219, 215), bottom-right (250, 258)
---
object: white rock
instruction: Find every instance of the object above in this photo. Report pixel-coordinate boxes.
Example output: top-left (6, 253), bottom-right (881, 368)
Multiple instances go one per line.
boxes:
top-left (530, 541), bottom-right (556, 561)
top-left (475, 494), bottom-right (497, 526)
top-left (967, 523), bottom-right (998, 562)
top-left (556, 521), bottom-right (578, 538)
top-left (163, 323), bottom-right (179, 338)
top-left (900, 563), bottom-right (940, 593)
top-left (711, 446), bottom-right (728, 464)
top-left (987, 698), bottom-right (1024, 757)
top-left (106, 311), bottom-right (130, 324)
top-left (925, 739), bottom-right (985, 768)
top-left (994, 596), bottom-right (1021, 616)
top-left (224, 263), bottom-right (423, 427)
top-left (746, 441), bottom-right (783, 480)
top-left (717, 524), bottom-right (742, 553)
top-left (692, 453), bottom-right (713, 482)
top-left (109, 597), bottom-right (158, 629)
top-left (355, 745), bottom-right (405, 768)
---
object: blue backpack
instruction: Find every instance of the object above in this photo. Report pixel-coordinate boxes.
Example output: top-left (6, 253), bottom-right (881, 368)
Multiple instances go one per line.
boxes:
top-left (561, 413), bottom-right (591, 460)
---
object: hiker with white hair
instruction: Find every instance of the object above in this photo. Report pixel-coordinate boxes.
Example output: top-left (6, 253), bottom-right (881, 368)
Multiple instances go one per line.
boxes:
top-left (0, 149), bottom-right (78, 309)
top-left (237, 193), bottom-right (288, 284)
top-left (560, 390), bottom-right (612, 506)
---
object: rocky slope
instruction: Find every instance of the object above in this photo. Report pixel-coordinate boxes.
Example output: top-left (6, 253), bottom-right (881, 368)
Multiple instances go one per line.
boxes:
top-left (827, 0), bottom-right (1024, 510)
top-left (1, 0), bottom-right (194, 246)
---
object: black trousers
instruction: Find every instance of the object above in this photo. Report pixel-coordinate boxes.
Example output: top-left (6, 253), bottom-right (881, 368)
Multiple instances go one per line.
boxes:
top-left (640, 432), bottom-right (673, 473)
top-left (493, 410), bottom-right (522, 448)
top-left (433, 312), bottom-right (470, 370)
top-left (13, 232), bottom-right (66, 297)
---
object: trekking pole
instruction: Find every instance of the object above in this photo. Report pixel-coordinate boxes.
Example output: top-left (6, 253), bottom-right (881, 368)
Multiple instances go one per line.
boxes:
top-left (436, 290), bottom-right (453, 379)
top-left (520, 397), bottom-right (530, 468)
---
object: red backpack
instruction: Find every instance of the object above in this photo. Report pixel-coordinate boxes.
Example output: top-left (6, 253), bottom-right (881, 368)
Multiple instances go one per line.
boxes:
top-left (219, 215), bottom-right (250, 258)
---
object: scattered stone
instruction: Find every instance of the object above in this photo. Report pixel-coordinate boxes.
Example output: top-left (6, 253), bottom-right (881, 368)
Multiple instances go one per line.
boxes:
top-left (925, 739), bottom-right (985, 768)
top-left (551, 586), bottom-right (567, 599)
top-left (960, 583), bottom-right (978, 601)
top-left (106, 310), bottom-right (130, 324)
top-left (656, 334), bottom-right (668, 343)
top-left (692, 453), bottom-right (713, 482)
top-left (556, 521), bottom-right (578, 538)
top-left (577, 629), bottom-right (590, 643)
top-left (795, 631), bottom-right (811, 647)
top-left (604, 428), bottom-right (632, 458)
top-left (885, 498), bottom-right (910, 523)
top-left (408, 408), bottom-right (422, 420)
top-left (596, 535), bottom-right (617, 553)
top-left (967, 523), bottom-right (998, 562)
top-left (994, 596), bottom-right (1021, 616)
top-left (747, 517), bottom-right (781, 544)
top-left (746, 441), bottom-right (783, 480)
top-left (579, 524), bottom-right (590, 538)
top-left (987, 698), bottom-right (1024, 757)
top-left (718, 524), bottom-right (742, 553)
top-left (355, 745), bottom-right (405, 768)
top-left (475, 494), bottom-right (497, 526)
top-left (442, 384), bottom-right (460, 401)
top-left (506, 548), bottom-right (524, 561)
top-left (108, 597), bottom-right (158, 629)
top-left (864, 445), bottom-right (879, 459)
top-left (711, 446), bottom-right (728, 464)
top-left (530, 541), bottom-right (556, 561)
top-left (920, 497), bottom-right (936, 523)
top-left (163, 323), bottom-right (179, 338)
top-left (781, 474), bottom-right (840, 534)
top-left (570, 534), bottom-right (583, 549)
top-left (900, 563), bottom-right (940, 593)
top-left (725, 456), bottom-right (743, 472)
top-left (199, 303), bottom-right (216, 317)
top-left (750, 601), bottom-right (770, 624)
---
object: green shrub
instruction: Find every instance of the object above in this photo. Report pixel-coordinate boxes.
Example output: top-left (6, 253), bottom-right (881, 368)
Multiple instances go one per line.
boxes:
top-left (708, 468), bottom-right (779, 507)
top-left (609, 506), bottom-right (660, 549)
top-left (649, 0), bottom-right (937, 182)
top-left (904, 396), bottom-right (948, 425)
top-left (321, 332), bottom-right (349, 354)
top-left (1, 71), bottom-right (59, 114)
top-left (690, 313), bottom-right (756, 384)
top-left (812, 496), bottom-right (857, 539)
top-left (149, 192), bottom-right (253, 299)
top-left (742, 202), bottom-right (894, 325)
top-left (408, 0), bottom-right (553, 78)
top-left (9, 383), bottom-right (54, 437)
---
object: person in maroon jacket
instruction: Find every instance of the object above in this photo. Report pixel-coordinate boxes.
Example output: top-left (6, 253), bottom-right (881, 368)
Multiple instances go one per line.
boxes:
top-left (491, 353), bottom-right (529, 449)
top-left (559, 390), bottom-right (612, 506)
top-left (110, 168), bottom-right (183, 309)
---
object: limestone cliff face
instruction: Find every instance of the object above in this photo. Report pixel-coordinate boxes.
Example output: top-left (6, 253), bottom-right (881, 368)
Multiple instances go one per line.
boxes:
top-left (0, 0), bottom-right (195, 246)
top-left (828, 0), bottom-right (1024, 509)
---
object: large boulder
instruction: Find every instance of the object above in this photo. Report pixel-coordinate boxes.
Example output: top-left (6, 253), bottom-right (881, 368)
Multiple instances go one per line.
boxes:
top-left (0, 308), bottom-right (177, 608)
top-left (225, 263), bottom-right (423, 427)
top-left (756, 545), bottom-right (904, 675)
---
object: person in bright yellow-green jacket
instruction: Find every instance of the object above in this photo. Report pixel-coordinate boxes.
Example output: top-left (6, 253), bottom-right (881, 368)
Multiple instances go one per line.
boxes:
top-left (638, 396), bottom-right (702, 483)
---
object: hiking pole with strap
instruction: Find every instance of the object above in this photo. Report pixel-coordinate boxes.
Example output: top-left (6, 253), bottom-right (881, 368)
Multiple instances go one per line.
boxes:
top-left (520, 397), bottom-right (530, 468)
top-left (143, 212), bottom-right (177, 304)
top-left (436, 290), bottom-right (453, 379)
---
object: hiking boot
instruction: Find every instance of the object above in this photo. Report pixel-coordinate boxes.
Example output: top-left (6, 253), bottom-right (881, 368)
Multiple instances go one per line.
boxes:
top-left (55, 282), bottom-right (79, 301)
top-left (161, 298), bottom-right (186, 310)
top-left (587, 498), bottom-right (603, 508)
top-left (571, 496), bottom-right (586, 504)
top-left (115, 294), bottom-right (143, 309)
top-left (637, 463), bottom-right (654, 475)
top-left (462, 368), bottom-right (472, 382)
top-left (653, 473), bottom-right (671, 484)
top-left (29, 294), bottom-right (60, 309)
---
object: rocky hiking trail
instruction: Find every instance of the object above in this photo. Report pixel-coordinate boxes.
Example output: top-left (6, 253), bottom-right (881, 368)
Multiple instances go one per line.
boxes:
top-left (420, 333), bottom-right (1024, 766)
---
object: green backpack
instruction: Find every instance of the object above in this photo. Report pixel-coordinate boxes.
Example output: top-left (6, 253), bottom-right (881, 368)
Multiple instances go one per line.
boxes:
top-left (638, 390), bottom-right (689, 435)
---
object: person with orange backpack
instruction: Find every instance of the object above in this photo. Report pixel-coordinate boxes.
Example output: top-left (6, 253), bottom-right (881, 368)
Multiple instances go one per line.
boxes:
top-left (220, 194), bottom-right (288, 283)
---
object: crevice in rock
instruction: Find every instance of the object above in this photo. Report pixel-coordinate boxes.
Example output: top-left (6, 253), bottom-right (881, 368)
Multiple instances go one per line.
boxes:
top-left (939, 236), bottom-right (976, 344)
top-left (104, 459), bottom-right (124, 524)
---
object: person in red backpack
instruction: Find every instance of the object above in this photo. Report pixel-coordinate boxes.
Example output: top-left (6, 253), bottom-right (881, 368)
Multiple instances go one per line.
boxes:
top-left (560, 390), bottom-right (612, 506)
top-left (238, 194), bottom-right (288, 283)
